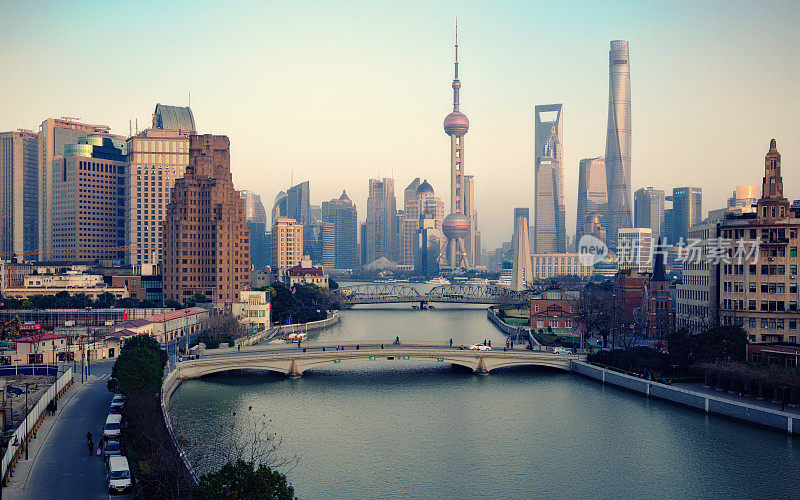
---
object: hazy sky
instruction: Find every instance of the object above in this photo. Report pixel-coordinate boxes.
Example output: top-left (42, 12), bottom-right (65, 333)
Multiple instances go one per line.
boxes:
top-left (2, 0), bottom-right (798, 249)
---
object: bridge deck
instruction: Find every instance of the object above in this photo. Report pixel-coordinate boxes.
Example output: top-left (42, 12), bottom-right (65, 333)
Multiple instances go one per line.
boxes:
top-left (177, 342), bottom-right (586, 378)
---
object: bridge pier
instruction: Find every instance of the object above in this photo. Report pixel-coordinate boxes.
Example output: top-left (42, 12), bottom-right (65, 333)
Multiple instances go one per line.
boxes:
top-left (287, 359), bottom-right (302, 379)
top-left (474, 357), bottom-right (489, 376)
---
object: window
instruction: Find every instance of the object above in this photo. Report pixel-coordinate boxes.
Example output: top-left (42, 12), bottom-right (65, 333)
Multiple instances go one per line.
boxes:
top-left (791, 247), bottom-right (797, 258)
top-left (749, 282), bottom-right (756, 292)
top-left (749, 300), bottom-right (757, 311)
top-left (791, 320), bottom-right (798, 330)
top-left (749, 318), bottom-right (757, 328)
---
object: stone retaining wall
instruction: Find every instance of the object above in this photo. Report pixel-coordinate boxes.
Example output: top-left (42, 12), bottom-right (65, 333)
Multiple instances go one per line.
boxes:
top-left (572, 361), bottom-right (799, 435)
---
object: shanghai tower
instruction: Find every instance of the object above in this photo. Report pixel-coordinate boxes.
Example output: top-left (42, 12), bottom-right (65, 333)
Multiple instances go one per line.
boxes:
top-left (604, 40), bottom-right (632, 248)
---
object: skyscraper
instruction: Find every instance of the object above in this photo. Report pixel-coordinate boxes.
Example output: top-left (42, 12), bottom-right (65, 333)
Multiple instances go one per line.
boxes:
top-left (440, 25), bottom-right (473, 269)
top-left (511, 215), bottom-right (532, 291)
top-left (240, 190), bottom-right (267, 225)
top-left (617, 227), bottom-right (652, 272)
top-left (402, 178), bottom-right (421, 265)
top-left (727, 185), bottom-right (759, 213)
top-left (604, 40), bottom-right (632, 248)
top-left (634, 187), bottom-right (665, 238)
top-left (533, 104), bottom-right (566, 253)
top-left (126, 104), bottom-right (194, 271)
top-left (52, 134), bottom-right (127, 262)
top-left (322, 191), bottom-right (358, 270)
top-left (575, 157), bottom-right (607, 244)
top-left (271, 191), bottom-right (288, 227)
top-left (287, 181), bottom-right (311, 226)
top-left (163, 134), bottom-right (250, 310)
top-left (38, 118), bottom-right (111, 260)
top-left (668, 187), bottom-right (702, 244)
top-left (365, 178), bottom-right (397, 264)
top-left (0, 130), bottom-right (38, 258)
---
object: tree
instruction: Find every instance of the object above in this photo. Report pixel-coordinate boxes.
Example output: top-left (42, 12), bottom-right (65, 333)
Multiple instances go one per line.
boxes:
top-left (269, 283), bottom-right (298, 325)
top-left (328, 277), bottom-right (339, 290)
top-left (111, 334), bottom-right (167, 395)
top-left (164, 299), bottom-right (183, 310)
top-left (199, 315), bottom-right (243, 349)
top-left (193, 460), bottom-right (295, 500)
top-left (94, 292), bottom-right (117, 308)
top-left (573, 282), bottom-right (613, 347)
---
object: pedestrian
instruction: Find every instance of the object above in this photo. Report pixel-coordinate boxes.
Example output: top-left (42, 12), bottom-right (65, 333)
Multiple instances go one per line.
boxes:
top-left (488, 340), bottom-right (491, 348)
top-left (322, 347), bottom-right (326, 352)
top-left (98, 436), bottom-right (104, 454)
top-left (356, 345), bottom-right (360, 350)
top-left (449, 338), bottom-right (453, 347)
top-left (237, 344), bottom-right (241, 351)
top-left (483, 339), bottom-right (486, 346)
top-left (88, 437), bottom-right (94, 456)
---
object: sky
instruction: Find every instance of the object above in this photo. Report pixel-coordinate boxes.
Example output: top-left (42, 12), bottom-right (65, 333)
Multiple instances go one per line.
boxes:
top-left (1, 0), bottom-right (798, 249)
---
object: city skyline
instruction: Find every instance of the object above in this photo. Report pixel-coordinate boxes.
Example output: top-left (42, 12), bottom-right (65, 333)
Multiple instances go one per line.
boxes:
top-left (1, 0), bottom-right (798, 249)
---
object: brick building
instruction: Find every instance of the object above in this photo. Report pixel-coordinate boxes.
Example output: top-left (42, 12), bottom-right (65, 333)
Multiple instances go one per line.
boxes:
top-left (529, 288), bottom-right (581, 333)
top-left (163, 134), bottom-right (250, 311)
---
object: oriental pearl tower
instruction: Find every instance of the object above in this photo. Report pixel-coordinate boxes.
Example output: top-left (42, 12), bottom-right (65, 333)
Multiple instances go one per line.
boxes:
top-left (439, 23), bottom-right (472, 270)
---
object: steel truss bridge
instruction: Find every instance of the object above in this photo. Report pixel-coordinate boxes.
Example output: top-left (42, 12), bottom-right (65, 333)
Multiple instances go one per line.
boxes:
top-left (334, 283), bottom-right (538, 306)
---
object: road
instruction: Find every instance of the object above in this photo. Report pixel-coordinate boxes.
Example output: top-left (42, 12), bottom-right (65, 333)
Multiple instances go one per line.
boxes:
top-left (6, 361), bottom-right (132, 500)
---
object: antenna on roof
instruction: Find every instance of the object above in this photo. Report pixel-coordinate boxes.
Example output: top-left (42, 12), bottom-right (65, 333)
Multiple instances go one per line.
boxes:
top-left (135, 118), bottom-right (138, 134)
top-left (188, 90), bottom-right (191, 107)
top-left (129, 119), bottom-right (132, 137)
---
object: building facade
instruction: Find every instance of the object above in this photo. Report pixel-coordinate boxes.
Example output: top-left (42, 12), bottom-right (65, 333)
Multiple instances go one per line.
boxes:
top-left (126, 125), bottom-right (192, 272)
top-left (272, 216), bottom-right (303, 272)
top-left (668, 186), bottom-right (703, 244)
top-left (617, 227), bottom-right (652, 272)
top-left (634, 187), bottom-right (665, 239)
top-left (365, 178), bottom-right (397, 264)
top-left (675, 218), bottom-right (720, 333)
top-left (321, 191), bottom-right (358, 270)
top-left (38, 118), bottom-right (110, 260)
top-left (533, 104), bottom-right (566, 253)
top-left (239, 190), bottom-right (267, 225)
top-left (575, 157), bottom-right (607, 244)
top-left (719, 140), bottom-right (800, 343)
top-left (604, 40), bottom-right (633, 248)
top-left (163, 135), bottom-right (250, 309)
top-left (0, 130), bottom-right (38, 258)
top-left (52, 135), bottom-right (127, 262)
top-left (287, 181), bottom-right (311, 226)
top-left (531, 253), bottom-right (594, 280)
top-left (511, 215), bottom-right (532, 291)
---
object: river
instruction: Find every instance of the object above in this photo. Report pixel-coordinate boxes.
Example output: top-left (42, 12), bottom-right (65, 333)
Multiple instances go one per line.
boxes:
top-left (170, 289), bottom-right (800, 499)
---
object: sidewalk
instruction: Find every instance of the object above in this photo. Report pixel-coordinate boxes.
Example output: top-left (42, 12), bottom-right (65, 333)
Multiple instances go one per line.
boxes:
top-left (678, 381), bottom-right (800, 417)
top-left (3, 371), bottom-right (104, 498)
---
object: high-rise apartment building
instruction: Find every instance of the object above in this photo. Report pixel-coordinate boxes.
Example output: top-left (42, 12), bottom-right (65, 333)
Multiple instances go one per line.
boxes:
top-left (604, 40), bottom-right (633, 248)
top-left (52, 135), bottom-right (127, 262)
top-left (533, 104), bottom-right (566, 253)
top-left (287, 181), bottom-right (311, 226)
top-left (126, 107), bottom-right (194, 272)
top-left (321, 191), bottom-right (358, 270)
top-left (0, 131), bottom-right (38, 258)
top-left (240, 190), bottom-right (267, 225)
top-left (617, 227), bottom-right (652, 273)
top-left (320, 222), bottom-right (335, 270)
top-left (272, 216), bottom-right (303, 272)
top-left (575, 157), bottom-right (607, 243)
top-left (668, 187), bottom-right (702, 244)
top-left (402, 178), bottom-right (421, 265)
top-left (719, 140), bottom-right (800, 343)
top-left (365, 178), bottom-right (397, 264)
top-left (38, 118), bottom-right (111, 260)
top-left (634, 187), bottom-right (665, 239)
top-left (163, 135), bottom-right (250, 309)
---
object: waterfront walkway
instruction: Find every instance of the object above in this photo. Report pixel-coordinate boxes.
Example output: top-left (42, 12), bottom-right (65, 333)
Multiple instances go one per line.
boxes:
top-left (4, 361), bottom-right (129, 499)
top-left (678, 382), bottom-right (800, 417)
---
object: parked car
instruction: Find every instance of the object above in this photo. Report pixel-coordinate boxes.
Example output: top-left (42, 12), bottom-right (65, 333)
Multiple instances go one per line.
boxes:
top-left (107, 456), bottom-right (132, 494)
top-left (110, 395), bottom-right (125, 410)
top-left (104, 413), bottom-right (122, 439)
top-left (103, 439), bottom-right (122, 461)
top-left (468, 344), bottom-right (491, 351)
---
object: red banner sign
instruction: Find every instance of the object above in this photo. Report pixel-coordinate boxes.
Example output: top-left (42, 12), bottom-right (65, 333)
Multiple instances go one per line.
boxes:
top-left (18, 324), bottom-right (41, 331)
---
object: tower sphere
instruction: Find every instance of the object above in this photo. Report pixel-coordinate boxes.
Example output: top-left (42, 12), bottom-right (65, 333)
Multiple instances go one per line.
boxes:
top-left (442, 213), bottom-right (470, 239)
top-left (443, 112), bottom-right (469, 136)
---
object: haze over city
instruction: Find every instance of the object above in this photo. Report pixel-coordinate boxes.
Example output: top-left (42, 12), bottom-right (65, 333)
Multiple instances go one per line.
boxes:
top-left (2, 0), bottom-right (798, 247)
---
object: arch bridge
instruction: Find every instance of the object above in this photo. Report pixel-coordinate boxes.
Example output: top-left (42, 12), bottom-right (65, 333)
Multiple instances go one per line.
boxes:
top-left (176, 342), bottom-right (585, 379)
top-left (334, 283), bottom-right (538, 306)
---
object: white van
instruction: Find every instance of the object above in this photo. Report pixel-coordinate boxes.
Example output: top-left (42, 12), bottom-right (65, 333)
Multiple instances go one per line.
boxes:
top-left (104, 413), bottom-right (122, 439)
top-left (107, 455), bottom-right (132, 494)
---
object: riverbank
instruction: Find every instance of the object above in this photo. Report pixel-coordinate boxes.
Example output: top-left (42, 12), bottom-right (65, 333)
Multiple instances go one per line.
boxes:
top-left (486, 307), bottom-right (539, 346)
top-left (572, 361), bottom-right (800, 435)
